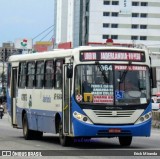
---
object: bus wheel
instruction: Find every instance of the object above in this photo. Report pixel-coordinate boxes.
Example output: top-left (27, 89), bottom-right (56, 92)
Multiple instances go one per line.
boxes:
top-left (59, 122), bottom-right (69, 146)
top-left (118, 136), bottom-right (132, 147)
top-left (33, 131), bottom-right (43, 139)
top-left (22, 114), bottom-right (33, 140)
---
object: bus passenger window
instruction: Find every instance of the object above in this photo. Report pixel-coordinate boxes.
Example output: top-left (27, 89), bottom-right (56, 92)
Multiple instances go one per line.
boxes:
top-left (44, 60), bottom-right (54, 88)
top-left (35, 61), bottom-right (44, 88)
top-left (26, 62), bottom-right (35, 88)
top-left (55, 60), bottom-right (63, 89)
top-left (18, 62), bottom-right (27, 88)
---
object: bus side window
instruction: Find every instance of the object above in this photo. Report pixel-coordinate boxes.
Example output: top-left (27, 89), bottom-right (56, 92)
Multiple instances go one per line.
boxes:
top-left (44, 60), bottom-right (54, 88)
top-left (35, 61), bottom-right (44, 88)
top-left (18, 62), bottom-right (27, 88)
top-left (55, 59), bottom-right (63, 89)
top-left (26, 61), bottom-right (35, 88)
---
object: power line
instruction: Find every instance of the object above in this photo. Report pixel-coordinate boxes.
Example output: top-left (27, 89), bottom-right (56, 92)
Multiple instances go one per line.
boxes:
top-left (33, 25), bottom-right (54, 40)
top-left (39, 28), bottom-right (54, 41)
top-left (48, 34), bottom-right (54, 42)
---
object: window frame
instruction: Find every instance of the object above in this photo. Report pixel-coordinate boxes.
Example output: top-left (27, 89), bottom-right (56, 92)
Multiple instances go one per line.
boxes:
top-left (26, 61), bottom-right (35, 88)
top-left (44, 60), bottom-right (54, 88)
top-left (18, 62), bottom-right (27, 88)
top-left (132, 24), bottom-right (139, 29)
top-left (111, 24), bottom-right (118, 28)
top-left (54, 59), bottom-right (64, 89)
top-left (103, 1), bottom-right (110, 5)
top-left (35, 60), bottom-right (45, 89)
top-left (140, 36), bottom-right (147, 40)
top-left (111, 12), bottom-right (118, 17)
top-left (103, 12), bottom-right (110, 16)
top-left (103, 23), bottom-right (110, 28)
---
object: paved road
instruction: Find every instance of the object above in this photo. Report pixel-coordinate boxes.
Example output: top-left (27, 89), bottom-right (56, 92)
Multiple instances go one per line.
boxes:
top-left (0, 113), bottom-right (160, 159)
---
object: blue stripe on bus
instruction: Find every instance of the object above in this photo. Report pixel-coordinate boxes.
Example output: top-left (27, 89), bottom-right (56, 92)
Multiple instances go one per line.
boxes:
top-left (71, 97), bottom-right (151, 137)
top-left (16, 106), bottom-right (62, 133)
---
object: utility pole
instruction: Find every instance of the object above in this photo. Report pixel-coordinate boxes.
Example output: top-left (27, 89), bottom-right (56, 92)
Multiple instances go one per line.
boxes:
top-left (1, 48), bottom-right (6, 97)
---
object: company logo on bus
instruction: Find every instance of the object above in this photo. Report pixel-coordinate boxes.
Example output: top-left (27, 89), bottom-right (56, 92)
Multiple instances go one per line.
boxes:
top-left (80, 50), bottom-right (145, 62)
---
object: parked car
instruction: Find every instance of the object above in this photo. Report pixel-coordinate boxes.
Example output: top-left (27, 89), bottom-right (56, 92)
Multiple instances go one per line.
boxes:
top-left (152, 96), bottom-right (160, 111)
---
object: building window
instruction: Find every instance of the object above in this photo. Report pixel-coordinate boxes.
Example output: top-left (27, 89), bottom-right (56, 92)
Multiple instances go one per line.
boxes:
top-left (112, 12), bottom-right (118, 17)
top-left (44, 60), bottom-right (54, 88)
top-left (103, 23), bottom-right (110, 28)
top-left (18, 62), bottom-right (27, 88)
top-left (140, 13), bottom-right (147, 18)
top-left (112, 1), bottom-right (119, 5)
top-left (103, 12), bottom-right (110, 16)
top-left (111, 35), bottom-right (118, 39)
top-left (103, 1), bottom-right (110, 5)
top-left (140, 36), bottom-right (147, 40)
top-left (140, 25), bottom-right (147, 29)
top-left (132, 24), bottom-right (139, 29)
top-left (141, 2), bottom-right (148, 6)
top-left (132, 2), bottom-right (139, 6)
top-left (132, 13), bottom-right (139, 17)
top-left (26, 61), bottom-right (35, 88)
top-left (35, 61), bottom-right (44, 88)
top-left (102, 35), bottom-right (109, 39)
top-left (111, 24), bottom-right (118, 28)
top-left (131, 36), bottom-right (138, 40)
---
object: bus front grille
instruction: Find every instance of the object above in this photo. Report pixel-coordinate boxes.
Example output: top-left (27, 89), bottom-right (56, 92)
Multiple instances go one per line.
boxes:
top-left (93, 110), bottom-right (135, 118)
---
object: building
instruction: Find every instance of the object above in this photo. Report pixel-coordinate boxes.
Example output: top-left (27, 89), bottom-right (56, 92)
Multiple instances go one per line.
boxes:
top-left (0, 42), bottom-right (17, 61)
top-left (33, 41), bottom-right (53, 52)
top-left (54, 0), bottom-right (160, 52)
top-left (54, 0), bottom-right (160, 93)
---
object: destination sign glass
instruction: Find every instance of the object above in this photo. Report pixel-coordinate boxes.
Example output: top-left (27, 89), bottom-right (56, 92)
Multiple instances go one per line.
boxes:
top-left (80, 50), bottom-right (145, 62)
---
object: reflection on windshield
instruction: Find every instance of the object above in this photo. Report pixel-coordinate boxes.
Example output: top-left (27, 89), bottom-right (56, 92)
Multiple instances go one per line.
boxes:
top-left (74, 64), bottom-right (150, 105)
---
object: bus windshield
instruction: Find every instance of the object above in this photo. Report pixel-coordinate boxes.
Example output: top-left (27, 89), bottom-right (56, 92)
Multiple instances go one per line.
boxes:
top-left (74, 64), bottom-right (150, 105)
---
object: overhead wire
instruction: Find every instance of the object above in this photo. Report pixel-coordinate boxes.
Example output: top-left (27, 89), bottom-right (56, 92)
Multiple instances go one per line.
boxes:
top-left (32, 25), bottom-right (54, 40)
top-left (39, 28), bottom-right (54, 41)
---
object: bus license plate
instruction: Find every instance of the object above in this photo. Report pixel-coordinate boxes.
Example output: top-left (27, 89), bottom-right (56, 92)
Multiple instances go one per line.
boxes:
top-left (108, 128), bottom-right (121, 133)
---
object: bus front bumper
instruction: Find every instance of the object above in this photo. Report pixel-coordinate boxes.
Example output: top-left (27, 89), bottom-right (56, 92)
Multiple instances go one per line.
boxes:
top-left (72, 118), bottom-right (151, 137)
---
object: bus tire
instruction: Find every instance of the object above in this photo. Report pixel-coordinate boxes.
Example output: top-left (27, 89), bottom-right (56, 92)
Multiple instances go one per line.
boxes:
top-left (119, 136), bottom-right (132, 147)
top-left (59, 122), bottom-right (69, 146)
top-left (33, 131), bottom-right (43, 139)
top-left (22, 114), bottom-right (33, 140)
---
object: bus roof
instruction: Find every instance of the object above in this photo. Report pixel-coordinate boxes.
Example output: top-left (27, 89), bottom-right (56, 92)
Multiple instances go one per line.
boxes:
top-left (8, 46), bottom-right (148, 62)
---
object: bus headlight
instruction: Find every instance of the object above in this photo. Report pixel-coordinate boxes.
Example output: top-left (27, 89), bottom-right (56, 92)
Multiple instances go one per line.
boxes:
top-left (135, 111), bottom-right (152, 124)
top-left (73, 111), bottom-right (93, 124)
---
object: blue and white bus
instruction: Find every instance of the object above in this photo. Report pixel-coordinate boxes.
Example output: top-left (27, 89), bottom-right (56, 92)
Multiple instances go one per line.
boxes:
top-left (7, 46), bottom-right (155, 146)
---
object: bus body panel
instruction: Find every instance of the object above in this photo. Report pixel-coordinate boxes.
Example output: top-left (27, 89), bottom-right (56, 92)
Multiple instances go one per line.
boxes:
top-left (71, 97), bottom-right (152, 137)
top-left (72, 118), bottom-right (151, 137)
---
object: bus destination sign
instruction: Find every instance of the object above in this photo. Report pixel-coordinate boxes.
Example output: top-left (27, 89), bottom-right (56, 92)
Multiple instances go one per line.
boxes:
top-left (80, 50), bottom-right (145, 62)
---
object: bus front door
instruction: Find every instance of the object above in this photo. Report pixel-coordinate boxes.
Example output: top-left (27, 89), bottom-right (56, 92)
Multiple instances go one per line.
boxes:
top-left (62, 64), bottom-right (72, 135)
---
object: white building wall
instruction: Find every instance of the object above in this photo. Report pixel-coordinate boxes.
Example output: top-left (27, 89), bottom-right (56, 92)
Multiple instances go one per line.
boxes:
top-left (88, 0), bottom-right (160, 52)
top-left (55, 0), bottom-right (160, 51)
top-left (67, 0), bottom-right (74, 42)
top-left (55, 0), bottom-right (62, 43)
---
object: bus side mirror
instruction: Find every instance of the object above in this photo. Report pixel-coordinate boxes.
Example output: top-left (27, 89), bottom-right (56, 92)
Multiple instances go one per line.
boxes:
top-left (67, 64), bottom-right (73, 78)
top-left (151, 67), bottom-right (157, 88)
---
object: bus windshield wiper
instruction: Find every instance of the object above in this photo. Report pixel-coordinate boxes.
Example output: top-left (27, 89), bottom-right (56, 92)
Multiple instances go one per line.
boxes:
top-left (95, 62), bottom-right (109, 83)
top-left (119, 62), bottom-right (132, 83)
top-left (119, 70), bottom-right (128, 83)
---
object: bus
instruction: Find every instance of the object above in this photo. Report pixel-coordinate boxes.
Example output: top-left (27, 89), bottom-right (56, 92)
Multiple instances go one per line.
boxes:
top-left (7, 46), bottom-right (155, 146)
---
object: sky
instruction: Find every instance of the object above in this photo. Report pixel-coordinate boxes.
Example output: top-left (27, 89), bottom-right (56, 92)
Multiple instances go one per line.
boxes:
top-left (0, 0), bottom-right (54, 46)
